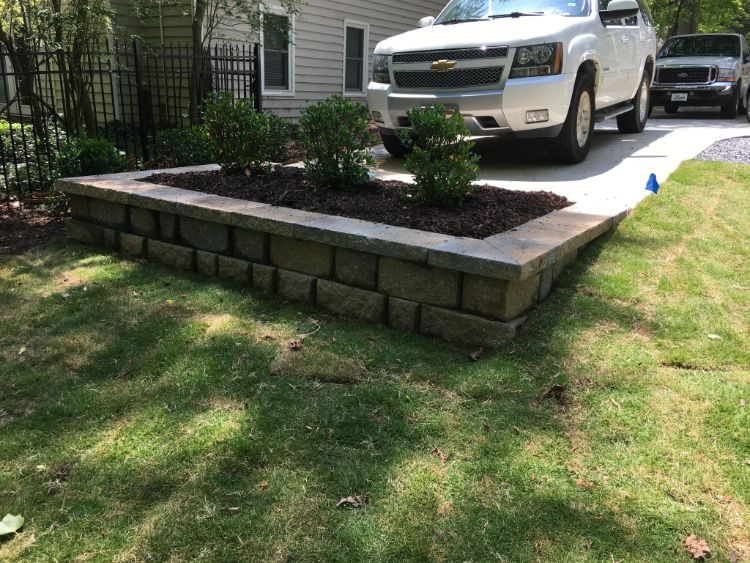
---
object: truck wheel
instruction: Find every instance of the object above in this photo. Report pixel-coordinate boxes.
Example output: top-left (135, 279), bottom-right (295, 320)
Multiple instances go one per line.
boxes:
top-left (617, 72), bottom-right (651, 133)
top-left (664, 102), bottom-right (679, 114)
top-left (747, 91), bottom-right (750, 123)
top-left (720, 86), bottom-right (739, 119)
top-left (548, 73), bottom-right (595, 164)
top-left (380, 132), bottom-right (409, 157)
top-left (739, 81), bottom-right (747, 115)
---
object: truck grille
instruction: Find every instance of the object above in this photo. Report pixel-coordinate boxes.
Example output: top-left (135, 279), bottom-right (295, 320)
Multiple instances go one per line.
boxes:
top-left (394, 67), bottom-right (503, 89)
top-left (392, 47), bottom-right (508, 64)
top-left (657, 67), bottom-right (715, 84)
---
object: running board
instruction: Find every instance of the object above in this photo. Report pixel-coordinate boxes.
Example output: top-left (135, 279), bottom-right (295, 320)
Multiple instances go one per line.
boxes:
top-left (595, 103), bottom-right (634, 123)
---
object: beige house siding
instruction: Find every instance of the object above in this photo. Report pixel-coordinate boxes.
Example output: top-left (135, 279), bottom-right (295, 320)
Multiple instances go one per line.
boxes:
top-left (219, 0), bottom-right (447, 118)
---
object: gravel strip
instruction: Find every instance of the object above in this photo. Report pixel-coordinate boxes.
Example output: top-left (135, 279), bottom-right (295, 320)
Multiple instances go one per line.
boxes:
top-left (695, 136), bottom-right (750, 165)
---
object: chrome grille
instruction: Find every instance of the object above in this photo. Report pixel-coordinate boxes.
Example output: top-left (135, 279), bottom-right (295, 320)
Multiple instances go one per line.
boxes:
top-left (394, 67), bottom-right (503, 89)
top-left (657, 67), bottom-right (714, 84)
top-left (392, 47), bottom-right (508, 64)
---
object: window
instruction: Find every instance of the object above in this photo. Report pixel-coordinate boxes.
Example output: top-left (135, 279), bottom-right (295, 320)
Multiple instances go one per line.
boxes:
top-left (262, 12), bottom-right (293, 94)
top-left (344, 22), bottom-right (368, 95)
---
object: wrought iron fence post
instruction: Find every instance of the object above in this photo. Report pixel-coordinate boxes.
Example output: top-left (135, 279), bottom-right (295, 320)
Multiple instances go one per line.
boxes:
top-left (253, 43), bottom-right (263, 113)
top-left (132, 40), bottom-right (150, 162)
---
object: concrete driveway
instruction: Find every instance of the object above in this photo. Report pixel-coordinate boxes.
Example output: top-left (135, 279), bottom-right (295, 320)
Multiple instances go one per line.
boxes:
top-left (370, 109), bottom-right (750, 215)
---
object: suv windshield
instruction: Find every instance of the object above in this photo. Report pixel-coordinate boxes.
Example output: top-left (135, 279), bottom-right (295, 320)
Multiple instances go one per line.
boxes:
top-left (658, 35), bottom-right (740, 58)
top-left (435, 0), bottom-right (590, 23)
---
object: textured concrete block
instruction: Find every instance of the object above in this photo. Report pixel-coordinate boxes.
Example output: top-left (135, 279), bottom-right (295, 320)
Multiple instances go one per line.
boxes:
top-left (147, 239), bottom-right (195, 271)
top-left (197, 250), bottom-right (218, 277)
top-left (88, 199), bottom-right (129, 231)
top-left (68, 195), bottom-right (89, 220)
top-left (277, 269), bottom-right (316, 304)
top-left (335, 248), bottom-right (377, 290)
top-left (67, 219), bottom-right (104, 247)
top-left (159, 212), bottom-right (179, 243)
top-left (102, 228), bottom-right (119, 250)
top-left (538, 265), bottom-right (554, 302)
top-left (180, 216), bottom-right (231, 254)
top-left (553, 249), bottom-right (578, 280)
top-left (270, 235), bottom-right (333, 279)
top-left (462, 273), bottom-right (539, 321)
top-left (120, 233), bottom-right (146, 257)
top-left (378, 257), bottom-right (460, 309)
top-left (389, 297), bottom-right (421, 332)
top-left (218, 255), bottom-right (251, 283)
top-left (130, 207), bottom-right (160, 238)
top-left (252, 264), bottom-right (277, 294)
top-left (317, 280), bottom-right (386, 324)
top-left (234, 228), bottom-right (268, 263)
top-left (421, 305), bottom-right (524, 348)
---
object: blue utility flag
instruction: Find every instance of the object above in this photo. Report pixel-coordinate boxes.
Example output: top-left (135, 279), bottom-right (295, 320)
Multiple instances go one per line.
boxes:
top-left (646, 173), bottom-right (660, 193)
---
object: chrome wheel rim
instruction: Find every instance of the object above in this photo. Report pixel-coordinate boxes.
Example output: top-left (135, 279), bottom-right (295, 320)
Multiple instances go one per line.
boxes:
top-left (576, 91), bottom-right (592, 148)
top-left (639, 79), bottom-right (649, 122)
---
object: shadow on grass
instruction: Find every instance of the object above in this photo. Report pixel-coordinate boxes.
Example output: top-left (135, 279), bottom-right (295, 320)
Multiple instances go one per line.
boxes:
top-left (0, 235), bottom-right (689, 561)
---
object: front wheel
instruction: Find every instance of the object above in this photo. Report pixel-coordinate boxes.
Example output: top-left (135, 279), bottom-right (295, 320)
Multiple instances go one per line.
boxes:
top-left (548, 73), bottom-right (595, 164)
top-left (380, 132), bottom-right (409, 157)
top-left (747, 91), bottom-right (750, 123)
top-left (617, 72), bottom-right (651, 133)
top-left (720, 85), bottom-right (740, 119)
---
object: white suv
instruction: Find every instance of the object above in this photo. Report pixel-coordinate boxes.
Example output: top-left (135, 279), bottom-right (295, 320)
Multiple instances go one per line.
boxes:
top-left (367, 0), bottom-right (657, 163)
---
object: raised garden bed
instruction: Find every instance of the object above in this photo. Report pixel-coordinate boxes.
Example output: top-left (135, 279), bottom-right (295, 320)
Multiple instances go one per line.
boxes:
top-left (56, 164), bottom-right (625, 347)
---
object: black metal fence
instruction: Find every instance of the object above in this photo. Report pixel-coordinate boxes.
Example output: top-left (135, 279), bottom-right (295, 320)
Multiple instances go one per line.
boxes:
top-left (0, 40), bottom-right (262, 202)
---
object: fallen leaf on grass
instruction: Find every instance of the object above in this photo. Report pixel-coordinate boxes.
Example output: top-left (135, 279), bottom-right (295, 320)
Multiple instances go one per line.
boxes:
top-left (431, 448), bottom-right (448, 463)
top-left (288, 339), bottom-right (302, 350)
top-left (538, 384), bottom-right (566, 405)
top-left (0, 514), bottom-right (24, 536)
top-left (258, 480), bottom-right (269, 490)
top-left (683, 534), bottom-right (711, 560)
top-left (741, 399), bottom-right (746, 408)
top-left (225, 507), bottom-right (241, 514)
top-left (18, 346), bottom-right (26, 356)
top-left (469, 348), bottom-right (484, 362)
top-left (707, 334), bottom-right (721, 340)
top-left (337, 495), bottom-right (367, 509)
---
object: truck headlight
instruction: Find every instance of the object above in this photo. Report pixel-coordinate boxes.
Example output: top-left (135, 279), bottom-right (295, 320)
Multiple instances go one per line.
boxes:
top-left (372, 55), bottom-right (391, 84)
top-left (717, 68), bottom-right (737, 82)
top-left (509, 43), bottom-right (563, 79)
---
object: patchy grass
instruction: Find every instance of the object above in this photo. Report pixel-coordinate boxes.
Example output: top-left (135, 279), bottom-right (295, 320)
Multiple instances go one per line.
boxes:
top-left (1, 160), bottom-right (749, 561)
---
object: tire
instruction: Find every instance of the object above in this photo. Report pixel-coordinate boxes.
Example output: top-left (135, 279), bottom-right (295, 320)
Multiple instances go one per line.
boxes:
top-left (739, 81), bottom-right (747, 115)
top-left (380, 132), bottom-right (409, 157)
top-left (548, 73), bottom-right (595, 164)
top-left (617, 72), bottom-right (651, 133)
top-left (664, 102), bottom-right (679, 114)
top-left (747, 91), bottom-right (750, 123)
top-left (720, 86), bottom-right (739, 119)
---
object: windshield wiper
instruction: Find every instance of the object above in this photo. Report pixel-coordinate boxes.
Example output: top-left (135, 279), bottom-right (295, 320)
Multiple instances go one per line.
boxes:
top-left (438, 17), bottom-right (489, 25)
top-left (489, 11), bottom-right (544, 18)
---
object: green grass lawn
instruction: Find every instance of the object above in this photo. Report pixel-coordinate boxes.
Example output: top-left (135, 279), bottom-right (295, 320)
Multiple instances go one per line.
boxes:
top-left (1, 160), bottom-right (749, 562)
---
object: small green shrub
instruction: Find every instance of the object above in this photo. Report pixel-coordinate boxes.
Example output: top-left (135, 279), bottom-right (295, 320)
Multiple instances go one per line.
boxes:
top-left (150, 126), bottom-right (211, 168)
top-left (56, 133), bottom-right (124, 177)
top-left (299, 95), bottom-right (374, 190)
top-left (398, 105), bottom-right (480, 207)
top-left (202, 92), bottom-right (290, 174)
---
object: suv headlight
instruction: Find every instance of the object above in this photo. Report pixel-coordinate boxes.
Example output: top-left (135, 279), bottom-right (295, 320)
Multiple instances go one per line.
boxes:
top-left (717, 68), bottom-right (737, 82)
top-left (509, 43), bottom-right (563, 79)
top-left (372, 55), bottom-right (391, 84)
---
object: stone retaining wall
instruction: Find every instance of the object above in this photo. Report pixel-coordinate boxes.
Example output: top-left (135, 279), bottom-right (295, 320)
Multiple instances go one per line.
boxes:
top-left (57, 166), bottom-right (626, 347)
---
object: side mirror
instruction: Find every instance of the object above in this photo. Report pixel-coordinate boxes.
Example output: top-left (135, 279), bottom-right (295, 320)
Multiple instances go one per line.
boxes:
top-left (600, 0), bottom-right (639, 25)
top-left (418, 16), bottom-right (435, 28)
top-left (744, 53), bottom-right (750, 64)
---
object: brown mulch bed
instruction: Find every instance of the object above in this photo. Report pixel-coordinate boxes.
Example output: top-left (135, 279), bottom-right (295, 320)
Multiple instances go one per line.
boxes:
top-left (0, 194), bottom-right (67, 257)
top-left (142, 167), bottom-right (571, 239)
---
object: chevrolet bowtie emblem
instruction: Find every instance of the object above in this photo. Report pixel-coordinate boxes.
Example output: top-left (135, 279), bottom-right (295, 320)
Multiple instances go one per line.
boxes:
top-left (431, 59), bottom-right (457, 71)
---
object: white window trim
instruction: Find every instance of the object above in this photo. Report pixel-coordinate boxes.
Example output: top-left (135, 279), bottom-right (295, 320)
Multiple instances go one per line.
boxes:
top-left (260, 8), bottom-right (295, 97)
top-left (342, 19), bottom-right (369, 97)
top-left (1, 56), bottom-right (30, 115)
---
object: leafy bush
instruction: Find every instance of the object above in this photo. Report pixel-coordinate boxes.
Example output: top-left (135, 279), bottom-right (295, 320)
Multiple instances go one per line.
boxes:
top-left (202, 92), bottom-right (290, 174)
top-left (150, 126), bottom-right (211, 168)
top-left (299, 95), bottom-right (374, 190)
top-left (398, 105), bottom-right (480, 207)
top-left (55, 133), bottom-right (124, 177)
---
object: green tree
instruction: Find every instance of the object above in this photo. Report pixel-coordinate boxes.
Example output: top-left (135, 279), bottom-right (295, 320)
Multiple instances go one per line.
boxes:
top-left (648, 0), bottom-right (745, 39)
